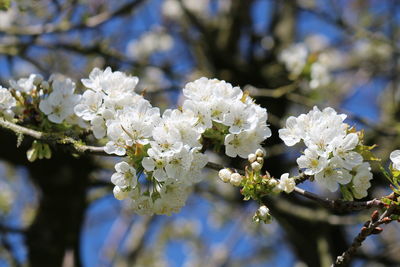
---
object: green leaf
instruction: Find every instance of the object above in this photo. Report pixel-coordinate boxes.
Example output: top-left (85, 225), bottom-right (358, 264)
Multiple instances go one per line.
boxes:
top-left (0, 0), bottom-right (11, 11)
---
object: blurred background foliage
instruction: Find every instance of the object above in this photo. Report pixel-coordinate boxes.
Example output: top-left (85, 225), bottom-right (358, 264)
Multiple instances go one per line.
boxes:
top-left (0, 0), bottom-right (400, 266)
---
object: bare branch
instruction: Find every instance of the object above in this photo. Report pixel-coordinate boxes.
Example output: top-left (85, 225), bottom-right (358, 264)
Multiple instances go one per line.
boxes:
top-left (333, 206), bottom-right (396, 266)
top-left (0, 0), bottom-right (147, 36)
top-left (293, 186), bottom-right (383, 212)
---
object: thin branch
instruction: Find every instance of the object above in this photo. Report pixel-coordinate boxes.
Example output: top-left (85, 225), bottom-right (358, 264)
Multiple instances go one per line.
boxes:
top-left (293, 186), bottom-right (383, 212)
top-left (205, 161), bottom-right (244, 175)
top-left (0, 118), bottom-right (107, 156)
top-left (0, 0), bottom-right (147, 36)
top-left (333, 206), bottom-right (396, 266)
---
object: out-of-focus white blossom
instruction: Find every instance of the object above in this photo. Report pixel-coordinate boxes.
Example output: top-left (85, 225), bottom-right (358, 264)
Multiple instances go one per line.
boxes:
top-left (162, 0), bottom-right (209, 19)
top-left (309, 62), bottom-right (330, 89)
top-left (353, 39), bottom-right (392, 61)
top-left (279, 43), bottom-right (308, 78)
top-left (279, 40), bottom-right (333, 89)
top-left (0, 8), bottom-right (16, 29)
top-left (127, 28), bottom-right (173, 60)
top-left (0, 179), bottom-right (14, 213)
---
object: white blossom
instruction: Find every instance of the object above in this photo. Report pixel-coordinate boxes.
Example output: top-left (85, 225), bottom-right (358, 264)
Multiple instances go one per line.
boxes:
top-left (331, 133), bottom-right (363, 170)
top-left (127, 28), bottom-right (173, 60)
top-left (9, 74), bottom-right (43, 93)
top-left (111, 161), bottom-right (137, 189)
top-left (0, 86), bottom-right (16, 119)
top-left (279, 43), bottom-right (308, 78)
top-left (310, 61), bottom-right (330, 89)
top-left (277, 173), bottom-right (296, 193)
top-left (223, 101), bottom-right (256, 134)
top-left (351, 163), bottom-right (373, 199)
top-left (182, 100), bottom-right (212, 133)
top-left (390, 150), bottom-right (400, 171)
top-left (297, 149), bottom-right (328, 175)
top-left (74, 90), bottom-right (104, 121)
top-left (39, 78), bottom-right (81, 124)
top-left (314, 158), bottom-right (352, 192)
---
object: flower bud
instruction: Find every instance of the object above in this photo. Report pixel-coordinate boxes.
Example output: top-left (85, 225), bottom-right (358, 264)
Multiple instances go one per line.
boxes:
top-left (381, 217), bottom-right (392, 224)
top-left (371, 210), bottom-right (379, 222)
top-left (253, 205), bottom-right (272, 224)
top-left (42, 144), bottom-right (52, 159)
top-left (230, 173), bottom-right (243, 186)
top-left (256, 157), bottom-right (264, 164)
top-left (251, 162), bottom-right (262, 172)
top-left (255, 148), bottom-right (265, 157)
top-left (113, 186), bottom-right (129, 200)
top-left (372, 227), bottom-right (383, 235)
top-left (248, 153), bottom-right (257, 163)
top-left (258, 205), bottom-right (269, 217)
top-left (218, 168), bottom-right (232, 183)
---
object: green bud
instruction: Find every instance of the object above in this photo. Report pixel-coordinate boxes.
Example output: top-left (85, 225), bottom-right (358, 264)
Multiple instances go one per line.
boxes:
top-left (42, 144), bottom-right (52, 159)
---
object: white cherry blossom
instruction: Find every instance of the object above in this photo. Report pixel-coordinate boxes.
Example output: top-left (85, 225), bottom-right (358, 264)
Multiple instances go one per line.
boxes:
top-left (390, 150), bottom-right (400, 171)
top-left (0, 86), bottom-right (16, 120)
top-left (277, 173), bottom-right (296, 193)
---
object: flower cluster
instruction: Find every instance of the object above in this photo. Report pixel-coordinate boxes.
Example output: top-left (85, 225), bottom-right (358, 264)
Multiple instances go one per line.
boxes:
top-left (279, 106), bottom-right (373, 199)
top-left (126, 27), bottom-right (173, 60)
top-left (6, 73), bottom-right (86, 127)
top-left (219, 149), bottom-right (296, 197)
top-left (74, 67), bottom-right (141, 138)
top-left (73, 70), bottom-right (271, 215)
top-left (182, 77), bottom-right (271, 158)
top-left (2, 67), bottom-right (271, 216)
top-left (219, 148), bottom-right (296, 224)
top-left (39, 76), bottom-right (81, 124)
